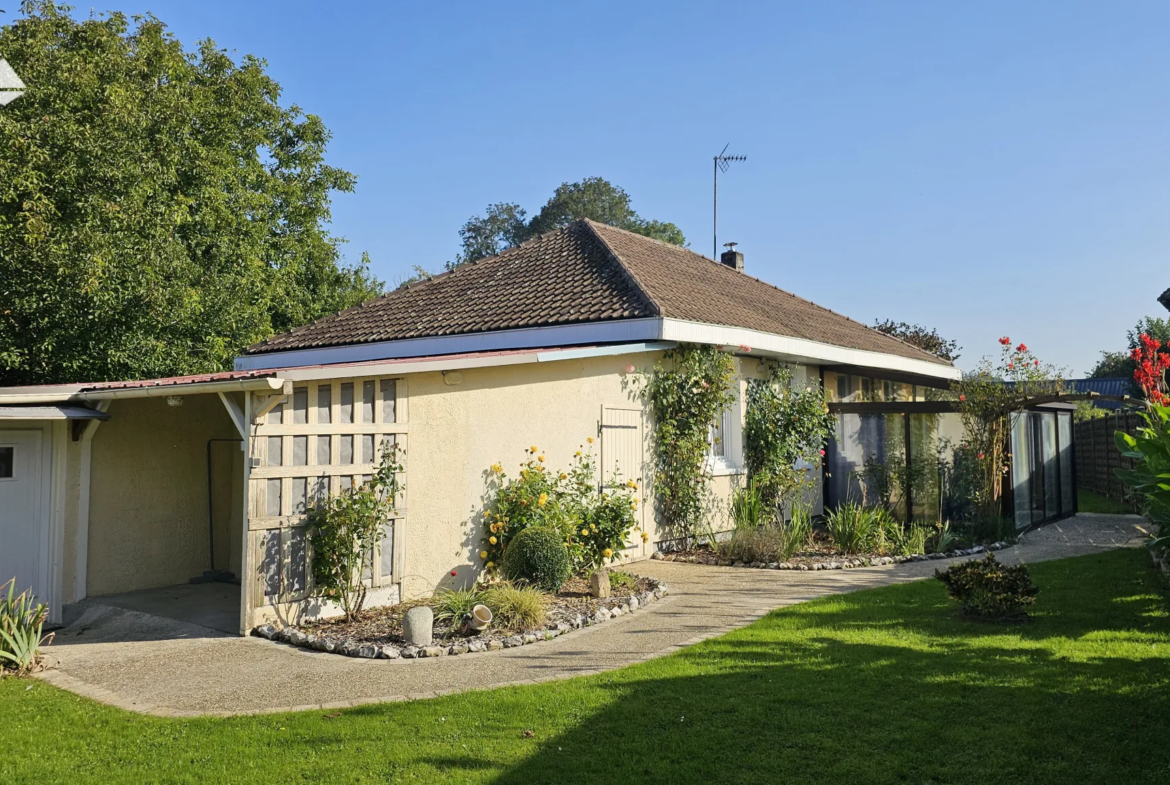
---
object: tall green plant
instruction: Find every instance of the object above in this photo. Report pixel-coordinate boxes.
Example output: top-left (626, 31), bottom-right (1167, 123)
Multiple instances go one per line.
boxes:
top-left (743, 365), bottom-right (834, 510)
top-left (306, 443), bottom-right (404, 621)
top-left (0, 578), bottom-right (53, 675)
top-left (639, 344), bottom-right (736, 543)
top-left (1116, 403), bottom-right (1170, 552)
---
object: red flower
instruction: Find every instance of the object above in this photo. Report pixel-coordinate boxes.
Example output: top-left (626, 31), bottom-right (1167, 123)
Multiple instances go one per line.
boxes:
top-left (450, 570), bottom-right (458, 576)
top-left (738, 344), bottom-right (751, 353)
top-left (978, 453), bottom-right (985, 459)
top-left (1016, 343), bottom-right (1027, 353)
top-left (1007, 363), bottom-right (1014, 370)
top-left (958, 394), bottom-right (966, 402)
top-left (819, 449), bottom-right (826, 456)
top-left (999, 337), bottom-right (1011, 345)
top-left (1034, 359), bottom-right (1039, 366)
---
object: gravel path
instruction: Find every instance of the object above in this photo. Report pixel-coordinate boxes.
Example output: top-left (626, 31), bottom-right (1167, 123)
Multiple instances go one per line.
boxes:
top-left (37, 513), bottom-right (1146, 717)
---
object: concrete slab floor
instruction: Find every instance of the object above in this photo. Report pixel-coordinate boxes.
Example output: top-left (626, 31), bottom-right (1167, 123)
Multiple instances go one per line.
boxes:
top-left (67, 581), bottom-right (240, 637)
top-left (37, 513), bottom-right (1148, 717)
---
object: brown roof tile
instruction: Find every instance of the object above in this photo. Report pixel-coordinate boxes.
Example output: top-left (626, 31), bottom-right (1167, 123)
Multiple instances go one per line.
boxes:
top-left (245, 219), bottom-right (949, 367)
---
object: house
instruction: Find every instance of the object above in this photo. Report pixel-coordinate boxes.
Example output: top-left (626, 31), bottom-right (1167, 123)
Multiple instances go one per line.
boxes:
top-left (0, 220), bottom-right (959, 634)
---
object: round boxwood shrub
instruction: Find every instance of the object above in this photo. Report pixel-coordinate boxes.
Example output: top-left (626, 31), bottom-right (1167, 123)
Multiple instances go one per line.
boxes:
top-left (501, 526), bottom-right (572, 592)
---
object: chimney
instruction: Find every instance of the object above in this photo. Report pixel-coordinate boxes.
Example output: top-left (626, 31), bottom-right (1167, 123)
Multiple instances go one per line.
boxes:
top-left (720, 242), bottom-right (744, 272)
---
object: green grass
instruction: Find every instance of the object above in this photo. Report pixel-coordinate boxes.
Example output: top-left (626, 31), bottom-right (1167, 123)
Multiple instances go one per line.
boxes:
top-left (1078, 488), bottom-right (1137, 515)
top-left (3, 549), bottom-right (1169, 784)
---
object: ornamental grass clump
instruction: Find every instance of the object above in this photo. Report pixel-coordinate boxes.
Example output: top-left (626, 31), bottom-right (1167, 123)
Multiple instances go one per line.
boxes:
top-left (481, 583), bottom-right (546, 631)
top-left (824, 503), bottom-right (879, 554)
top-left (935, 553), bottom-right (1038, 620)
top-left (431, 587), bottom-right (483, 627)
top-left (500, 527), bottom-right (572, 592)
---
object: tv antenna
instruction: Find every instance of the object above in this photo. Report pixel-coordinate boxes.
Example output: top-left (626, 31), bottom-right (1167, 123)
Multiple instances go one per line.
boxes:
top-left (713, 144), bottom-right (746, 260)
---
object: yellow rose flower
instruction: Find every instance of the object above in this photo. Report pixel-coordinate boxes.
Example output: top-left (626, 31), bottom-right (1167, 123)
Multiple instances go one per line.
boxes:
top-left (490, 463), bottom-right (503, 474)
top-left (630, 500), bottom-right (638, 509)
top-left (559, 473), bottom-right (567, 480)
top-left (581, 529), bottom-right (589, 537)
top-left (574, 451), bottom-right (582, 457)
top-left (489, 536), bottom-right (498, 545)
top-left (538, 493), bottom-right (548, 507)
top-left (538, 455), bottom-right (545, 462)
top-left (530, 445), bottom-right (538, 453)
top-left (479, 550), bottom-right (488, 559)
top-left (486, 561), bottom-right (494, 569)
top-left (641, 532), bottom-right (649, 542)
top-left (587, 437), bottom-right (594, 444)
top-left (603, 548), bottom-right (613, 558)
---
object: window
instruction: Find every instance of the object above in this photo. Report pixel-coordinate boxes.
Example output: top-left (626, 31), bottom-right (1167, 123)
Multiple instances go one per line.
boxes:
top-left (0, 446), bottom-right (13, 479)
top-left (708, 379), bottom-right (743, 475)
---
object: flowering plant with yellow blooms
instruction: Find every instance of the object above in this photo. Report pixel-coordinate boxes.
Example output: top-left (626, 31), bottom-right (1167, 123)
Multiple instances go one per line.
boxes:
top-left (480, 441), bottom-right (640, 572)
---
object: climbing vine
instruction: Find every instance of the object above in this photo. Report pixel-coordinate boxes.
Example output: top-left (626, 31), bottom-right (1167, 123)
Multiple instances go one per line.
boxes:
top-left (639, 344), bottom-right (736, 542)
top-left (743, 364), bottom-right (835, 512)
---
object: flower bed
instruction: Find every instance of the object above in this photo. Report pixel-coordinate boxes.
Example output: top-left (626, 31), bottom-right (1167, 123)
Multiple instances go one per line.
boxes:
top-left (654, 541), bottom-right (1014, 571)
top-left (252, 574), bottom-right (668, 659)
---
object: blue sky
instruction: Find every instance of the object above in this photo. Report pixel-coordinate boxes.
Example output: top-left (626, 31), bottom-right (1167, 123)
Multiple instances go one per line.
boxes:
top-left (35, 1), bottom-right (1170, 374)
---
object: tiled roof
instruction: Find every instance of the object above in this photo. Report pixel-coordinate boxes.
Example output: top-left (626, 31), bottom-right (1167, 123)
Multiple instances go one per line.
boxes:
top-left (246, 220), bottom-right (950, 367)
top-left (78, 370), bottom-right (279, 392)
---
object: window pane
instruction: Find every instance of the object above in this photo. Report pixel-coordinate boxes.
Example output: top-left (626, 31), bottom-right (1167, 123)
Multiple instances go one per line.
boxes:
top-left (292, 387), bottom-right (308, 424)
top-left (362, 380), bottom-right (375, 423)
top-left (362, 434), bottom-right (375, 464)
top-left (291, 478), bottom-right (307, 514)
top-left (1058, 413), bottom-right (1074, 515)
top-left (908, 414), bottom-right (941, 520)
top-left (266, 402), bottom-right (283, 425)
top-left (315, 435), bottom-right (331, 466)
top-left (340, 435), bottom-right (354, 464)
top-left (313, 476), bottom-right (329, 504)
top-left (1011, 413), bottom-right (1033, 529)
top-left (266, 436), bottom-right (282, 467)
top-left (340, 383), bottom-right (354, 423)
top-left (0, 446), bottom-right (13, 479)
top-left (265, 478), bottom-right (282, 517)
top-left (292, 436), bottom-right (307, 466)
top-left (1040, 412), bottom-right (1058, 519)
top-left (316, 385), bottom-right (332, 424)
top-left (381, 380), bottom-right (397, 423)
top-left (380, 522), bottom-right (395, 580)
top-left (339, 475), bottom-right (353, 493)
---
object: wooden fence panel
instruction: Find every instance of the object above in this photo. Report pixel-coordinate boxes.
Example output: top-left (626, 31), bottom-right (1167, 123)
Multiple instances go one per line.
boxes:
top-left (1073, 412), bottom-right (1141, 508)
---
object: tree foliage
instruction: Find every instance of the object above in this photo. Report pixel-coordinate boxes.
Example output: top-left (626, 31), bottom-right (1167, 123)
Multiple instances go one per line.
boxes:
top-left (1088, 316), bottom-right (1170, 383)
top-left (0, 2), bottom-right (382, 385)
top-left (452, 177), bottom-right (685, 267)
top-left (872, 320), bottom-right (961, 362)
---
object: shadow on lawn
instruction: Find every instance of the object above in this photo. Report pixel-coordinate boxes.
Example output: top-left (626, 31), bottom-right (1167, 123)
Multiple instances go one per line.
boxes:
top-left (473, 553), bottom-right (1170, 785)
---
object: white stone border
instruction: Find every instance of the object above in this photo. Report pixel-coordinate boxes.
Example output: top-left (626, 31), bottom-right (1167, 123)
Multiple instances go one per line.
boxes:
top-left (252, 578), bottom-right (669, 659)
top-left (653, 542), bottom-right (1015, 571)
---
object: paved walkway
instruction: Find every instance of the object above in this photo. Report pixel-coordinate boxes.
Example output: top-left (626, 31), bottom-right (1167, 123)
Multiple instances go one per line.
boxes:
top-left (38, 514), bottom-right (1146, 717)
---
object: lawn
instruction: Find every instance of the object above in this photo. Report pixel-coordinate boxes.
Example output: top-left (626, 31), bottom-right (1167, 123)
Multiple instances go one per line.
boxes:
top-left (3, 549), bottom-right (1168, 785)
top-left (1078, 488), bottom-right (1138, 515)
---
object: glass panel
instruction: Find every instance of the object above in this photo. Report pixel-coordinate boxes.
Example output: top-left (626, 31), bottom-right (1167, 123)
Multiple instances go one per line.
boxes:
top-left (292, 387), bottom-right (308, 424)
top-left (1011, 412), bottom-right (1034, 529)
top-left (291, 478), bottom-right (307, 514)
top-left (315, 435), bottom-right (331, 466)
top-left (0, 446), bottom-right (13, 478)
top-left (292, 436), bottom-right (307, 466)
top-left (381, 380), bottom-right (397, 423)
top-left (313, 476), bottom-right (329, 504)
top-left (262, 531), bottom-right (281, 599)
top-left (316, 385), bottom-right (332, 424)
top-left (265, 478), bottom-right (282, 517)
top-left (362, 434), bottom-right (375, 464)
top-left (380, 522), bottom-right (395, 580)
top-left (288, 529), bottom-right (307, 595)
top-left (1040, 412), bottom-right (1058, 519)
top-left (937, 413), bottom-right (976, 523)
top-left (362, 381), bottom-right (375, 423)
top-left (339, 476), bottom-right (353, 493)
top-left (1058, 413), bottom-right (1075, 515)
top-left (908, 413), bottom-right (941, 521)
top-left (266, 403), bottom-right (282, 425)
top-left (340, 435), bottom-right (354, 464)
top-left (266, 436), bottom-right (282, 467)
top-left (340, 383), bottom-right (354, 424)
top-left (826, 413), bottom-right (907, 520)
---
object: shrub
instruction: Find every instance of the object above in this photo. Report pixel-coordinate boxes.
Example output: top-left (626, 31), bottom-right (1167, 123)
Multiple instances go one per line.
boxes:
top-left (481, 444), bottom-right (638, 573)
top-left (935, 554), bottom-right (1038, 619)
top-left (482, 583), bottom-right (546, 631)
top-left (1, 579), bottom-right (53, 676)
top-left (306, 442), bottom-right (404, 620)
top-left (500, 527), bottom-right (572, 592)
top-left (720, 525), bottom-right (789, 564)
top-left (431, 587), bottom-right (483, 627)
top-left (608, 570), bottom-right (639, 593)
top-left (824, 503), bottom-right (878, 554)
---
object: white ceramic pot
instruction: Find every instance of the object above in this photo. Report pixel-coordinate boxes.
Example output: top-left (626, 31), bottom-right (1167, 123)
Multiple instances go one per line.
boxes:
top-left (468, 604), bottom-right (493, 631)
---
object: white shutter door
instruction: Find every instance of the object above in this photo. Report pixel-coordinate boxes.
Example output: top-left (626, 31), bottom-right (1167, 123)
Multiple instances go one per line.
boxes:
top-left (600, 407), bottom-right (645, 558)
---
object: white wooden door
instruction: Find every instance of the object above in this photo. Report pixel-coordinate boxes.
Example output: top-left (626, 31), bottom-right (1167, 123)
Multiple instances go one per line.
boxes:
top-left (600, 407), bottom-right (646, 558)
top-left (0, 430), bottom-right (47, 602)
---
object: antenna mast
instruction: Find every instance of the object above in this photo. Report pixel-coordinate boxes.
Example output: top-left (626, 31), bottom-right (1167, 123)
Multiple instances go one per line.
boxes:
top-left (713, 144), bottom-right (747, 260)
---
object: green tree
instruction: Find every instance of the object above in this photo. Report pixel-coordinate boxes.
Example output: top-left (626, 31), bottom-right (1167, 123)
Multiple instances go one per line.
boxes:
top-left (872, 320), bottom-right (961, 362)
top-left (0, 2), bottom-right (381, 385)
top-left (1087, 316), bottom-right (1170, 383)
top-left (453, 177), bottom-right (685, 266)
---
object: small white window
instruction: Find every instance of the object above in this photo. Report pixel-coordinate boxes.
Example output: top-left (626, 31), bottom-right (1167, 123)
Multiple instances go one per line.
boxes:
top-left (708, 380), bottom-right (743, 476)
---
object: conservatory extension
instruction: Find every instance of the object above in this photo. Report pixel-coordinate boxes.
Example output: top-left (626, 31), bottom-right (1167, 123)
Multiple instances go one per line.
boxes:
top-left (822, 370), bottom-right (1077, 530)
